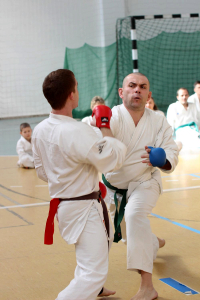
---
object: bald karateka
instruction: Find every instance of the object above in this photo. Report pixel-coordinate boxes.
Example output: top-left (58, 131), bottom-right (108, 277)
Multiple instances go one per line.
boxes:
top-left (102, 73), bottom-right (178, 300)
top-left (167, 88), bottom-right (200, 148)
top-left (32, 69), bottom-right (127, 300)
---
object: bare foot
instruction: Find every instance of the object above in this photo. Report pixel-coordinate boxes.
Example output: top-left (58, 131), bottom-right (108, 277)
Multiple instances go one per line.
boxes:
top-left (157, 237), bottom-right (165, 248)
top-left (130, 287), bottom-right (158, 300)
top-left (98, 287), bottom-right (116, 297)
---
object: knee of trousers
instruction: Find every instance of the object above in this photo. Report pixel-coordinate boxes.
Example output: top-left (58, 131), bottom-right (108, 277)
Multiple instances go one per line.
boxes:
top-left (125, 208), bottom-right (148, 224)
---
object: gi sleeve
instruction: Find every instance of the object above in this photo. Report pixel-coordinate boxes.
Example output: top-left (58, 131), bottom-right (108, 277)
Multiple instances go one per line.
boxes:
top-left (85, 136), bottom-right (127, 174)
top-left (166, 104), bottom-right (176, 133)
top-left (32, 139), bottom-right (48, 182)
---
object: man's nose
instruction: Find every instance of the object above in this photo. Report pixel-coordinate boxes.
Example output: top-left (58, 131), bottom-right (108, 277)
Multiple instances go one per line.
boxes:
top-left (135, 86), bottom-right (141, 93)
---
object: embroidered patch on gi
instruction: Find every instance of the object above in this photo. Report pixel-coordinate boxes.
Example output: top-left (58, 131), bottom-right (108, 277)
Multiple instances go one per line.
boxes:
top-left (98, 144), bottom-right (104, 154)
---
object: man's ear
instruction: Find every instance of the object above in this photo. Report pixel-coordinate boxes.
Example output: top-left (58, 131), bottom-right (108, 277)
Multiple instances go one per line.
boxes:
top-left (118, 88), bottom-right (123, 99)
top-left (147, 91), bottom-right (152, 101)
top-left (20, 131), bottom-right (22, 136)
top-left (69, 91), bottom-right (74, 100)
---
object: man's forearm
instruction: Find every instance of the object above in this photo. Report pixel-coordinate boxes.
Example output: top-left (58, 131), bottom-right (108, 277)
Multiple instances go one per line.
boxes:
top-left (100, 127), bottom-right (114, 138)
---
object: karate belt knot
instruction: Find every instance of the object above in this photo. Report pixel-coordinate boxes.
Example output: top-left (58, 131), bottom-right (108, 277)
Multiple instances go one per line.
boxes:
top-left (102, 174), bottom-right (127, 243)
top-left (44, 190), bottom-right (110, 246)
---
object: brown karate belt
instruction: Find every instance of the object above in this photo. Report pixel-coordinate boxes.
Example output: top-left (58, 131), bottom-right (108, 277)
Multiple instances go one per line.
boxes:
top-left (44, 190), bottom-right (110, 246)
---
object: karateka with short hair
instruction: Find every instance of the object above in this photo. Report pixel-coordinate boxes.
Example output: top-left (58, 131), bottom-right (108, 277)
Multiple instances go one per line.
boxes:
top-left (32, 69), bottom-right (127, 300)
top-left (102, 73), bottom-right (178, 300)
top-left (16, 123), bottom-right (35, 169)
top-left (167, 88), bottom-right (200, 148)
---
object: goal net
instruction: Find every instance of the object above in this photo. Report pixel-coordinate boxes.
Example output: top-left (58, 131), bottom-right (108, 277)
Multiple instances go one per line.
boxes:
top-left (116, 14), bottom-right (200, 112)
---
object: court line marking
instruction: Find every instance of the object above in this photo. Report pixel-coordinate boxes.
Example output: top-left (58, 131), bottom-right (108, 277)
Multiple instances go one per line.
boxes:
top-left (189, 174), bottom-right (200, 179)
top-left (1, 202), bottom-right (200, 236)
top-left (0, 191), bottom-right (21, 205)
top-left (10, 186), bottom-right (23, 188)
top-left (165, 180), bottom-right (179, 182)
top-left (163, 186), bottom-right (200, 192)
top-left (1, 185), bottom-right (200, 209)
top-left (151, 213), bottom-right (200, 235)
top-left (162, 173), bottom-right (200, 178)
top-left (0, 202), bottom-right (49, 209)
top-left (0, 204), bottom-right (33, 225)
top-left (0, 183), bottom-right (49, 202)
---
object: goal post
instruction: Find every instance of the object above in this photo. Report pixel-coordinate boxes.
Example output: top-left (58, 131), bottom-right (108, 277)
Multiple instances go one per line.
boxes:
top-left (116, 13), bottom-right (200, 112)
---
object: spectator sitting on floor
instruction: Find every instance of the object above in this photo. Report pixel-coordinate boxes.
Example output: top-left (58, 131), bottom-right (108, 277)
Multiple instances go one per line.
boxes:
top-left (16, 123), bottom-right (35, 169)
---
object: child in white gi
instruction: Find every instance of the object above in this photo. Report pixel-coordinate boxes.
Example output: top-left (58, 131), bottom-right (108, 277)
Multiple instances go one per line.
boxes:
top-left (16, 123), bottom-right (35, 169)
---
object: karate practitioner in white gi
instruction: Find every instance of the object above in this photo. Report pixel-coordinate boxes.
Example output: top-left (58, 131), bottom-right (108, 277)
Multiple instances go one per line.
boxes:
top-left (32, 69), bottom-right (127, 300)
top-left (16, 123), bottom-right (35, 168)
top-left (188, 80), bottom-right (200, 116)
top-left (188, 81), bottom-right (200, 138)
top-left (102, 73), bottom-right (178, 300)
top-left (167, 88), bottom-right (200, 148)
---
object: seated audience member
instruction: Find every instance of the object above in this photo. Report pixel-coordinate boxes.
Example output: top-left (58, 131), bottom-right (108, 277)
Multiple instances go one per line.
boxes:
top-left (145, 97), bottom-right (165, 116)
top-left (167, 88), bottom-right (200, 148)
top-left (82, 96), bottom-right (105, 125)
top-left (188, 81), bottom-right (200, 115)
top-left (16, 123), bottom-right (35, 169)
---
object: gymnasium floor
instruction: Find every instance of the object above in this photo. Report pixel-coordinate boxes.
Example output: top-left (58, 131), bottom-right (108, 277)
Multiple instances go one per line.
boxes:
top-left (0, 117), bottom-right (200, 299)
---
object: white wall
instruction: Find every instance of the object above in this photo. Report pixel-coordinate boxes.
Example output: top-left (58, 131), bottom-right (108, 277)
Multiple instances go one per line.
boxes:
top-left (0, 0), bottom-right (199, 118)
top-left (0, 0), bottom-right (125, 118)
top-left (124, 0), bottom-right (200, 16)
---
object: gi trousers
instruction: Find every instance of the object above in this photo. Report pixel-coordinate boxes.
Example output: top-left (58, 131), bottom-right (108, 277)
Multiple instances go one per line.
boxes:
top-left (18, 154), bottom-right (35, 168)
top-left (107, 178), bottom-right (160, 274)
top-left (56, 203), bottom-right (109, 300)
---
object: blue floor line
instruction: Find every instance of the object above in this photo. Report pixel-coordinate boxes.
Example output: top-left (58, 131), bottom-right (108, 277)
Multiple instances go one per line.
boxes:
top-left (189, 173), bottom-right (200, 178)
top-left (151, 213), bottom-right (200, 234)
top-left (160, 278), bottom-right (199, 294)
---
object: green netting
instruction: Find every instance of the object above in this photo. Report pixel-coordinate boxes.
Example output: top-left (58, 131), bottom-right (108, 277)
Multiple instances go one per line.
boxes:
top-left (64, 43), bottom-right (118, 119)
top-left (116, 18), bottom-right (133, 91)
top-left (116, 17), bottom-right (200, 113)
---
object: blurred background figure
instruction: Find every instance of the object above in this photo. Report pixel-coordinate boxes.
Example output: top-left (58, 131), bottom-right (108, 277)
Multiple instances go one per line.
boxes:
top-left (145, 97), bottom-right (165, 116)
top-left (188, 81), bottom-right (200, 119)
top-left (82, 96), bottom-right (105, 125)
top-left (167, 88), bottom-right (200, 149)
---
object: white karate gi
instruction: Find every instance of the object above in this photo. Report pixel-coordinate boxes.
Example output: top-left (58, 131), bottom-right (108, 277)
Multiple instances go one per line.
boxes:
top-left (188, 93), bottom-right (200, 113)
top-left (167, 101), bottom-right (200, 147)
top-left (32, 113), bottom-right (127, 300)
top-left (82, 115), bottom-right (92, 125)
top-left (155, 110), bottom-right (165, 116)
top-left (82, 115), bottom-right (103, 138)
top-left (16, 136), bottom-right (34, 168)
top-left (104, 104), bottom-right (178, 274)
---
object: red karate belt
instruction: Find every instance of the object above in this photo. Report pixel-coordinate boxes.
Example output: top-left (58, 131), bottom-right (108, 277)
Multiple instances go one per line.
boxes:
top-left (44, 198), bottom-right (60, 245)
top-left (44, 182), bottom-right (109, 245)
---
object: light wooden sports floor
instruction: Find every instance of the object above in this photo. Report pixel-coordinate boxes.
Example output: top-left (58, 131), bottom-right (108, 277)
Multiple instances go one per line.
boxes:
top-left (0, 151), bottom-right (200, 300)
